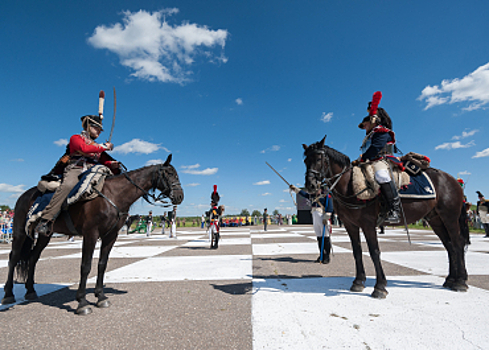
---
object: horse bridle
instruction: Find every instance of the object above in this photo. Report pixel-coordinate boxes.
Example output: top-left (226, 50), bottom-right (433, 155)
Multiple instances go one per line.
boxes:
top-left (121, 163), bottom-right (180, 207)
top-left (306, 146), bottom-right (374, 209)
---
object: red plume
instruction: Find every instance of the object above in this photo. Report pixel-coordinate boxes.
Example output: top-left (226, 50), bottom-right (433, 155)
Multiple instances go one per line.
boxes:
top-left (369, 91), bottom-right (382, 116)
top-left (99, 90), bottom-right (105, 98)
top-left (213, 185), bottom-right (217, 194)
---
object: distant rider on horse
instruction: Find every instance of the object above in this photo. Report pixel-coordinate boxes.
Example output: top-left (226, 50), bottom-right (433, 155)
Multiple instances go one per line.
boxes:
top-left (35, 91), bottom-right (121, 236)
top-left (351, 91), bottom-right (401, 224)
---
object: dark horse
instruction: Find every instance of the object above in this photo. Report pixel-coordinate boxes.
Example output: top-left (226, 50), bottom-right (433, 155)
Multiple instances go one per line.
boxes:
top-left (303, 136), bottom-right (468, 298)
top-left (2, 154), bottom-right (183, 314)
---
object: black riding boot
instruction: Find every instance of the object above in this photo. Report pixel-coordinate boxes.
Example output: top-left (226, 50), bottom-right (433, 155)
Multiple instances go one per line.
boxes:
top-left (316, 236), bottom-right (331, 264)
top-left (380, 181), bottom-right (401, 224)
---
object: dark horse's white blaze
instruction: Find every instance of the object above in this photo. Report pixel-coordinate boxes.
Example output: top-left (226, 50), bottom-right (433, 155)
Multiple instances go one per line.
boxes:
top-left (303, 136), bottom-right (468, 298)
top-left (2, 154), bottom-right (183, 314)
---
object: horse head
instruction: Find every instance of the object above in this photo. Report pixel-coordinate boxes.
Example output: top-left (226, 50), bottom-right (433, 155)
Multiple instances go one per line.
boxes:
top-left (154, 154), bottom-right (184, 205)
top-left (303, 136), bottom-right (327, 193)
top-left (302, 136), bottom-right (351, 194)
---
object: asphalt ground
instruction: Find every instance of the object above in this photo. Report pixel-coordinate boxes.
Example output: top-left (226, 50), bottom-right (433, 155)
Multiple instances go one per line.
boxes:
top-left (1, 225), bottom-right (488, 349)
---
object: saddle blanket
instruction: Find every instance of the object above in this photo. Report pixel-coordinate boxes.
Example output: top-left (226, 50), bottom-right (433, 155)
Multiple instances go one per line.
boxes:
top-left (399, 171), bottom-right (436, 199)
top-left (25, 165), bottom-right (113, 235)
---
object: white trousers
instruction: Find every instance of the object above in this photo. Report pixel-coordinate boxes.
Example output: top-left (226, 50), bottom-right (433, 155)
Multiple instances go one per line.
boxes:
top-left (373, 160), bottom-right (392, 184)
top-left (312, 209), bottom-right (329, 238)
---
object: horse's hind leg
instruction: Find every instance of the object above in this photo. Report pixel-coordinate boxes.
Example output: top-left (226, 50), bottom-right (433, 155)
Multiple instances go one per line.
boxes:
top-left (1, 236), bottom-right (26, 304)
top-left (429, 215), bottom-right (468, 292)
top-left (94, 233), bottom-right (117, 309)
top-left (346, 224), bottom-right (367, 292)
top-left (24, 235), bottom-right (51, 301)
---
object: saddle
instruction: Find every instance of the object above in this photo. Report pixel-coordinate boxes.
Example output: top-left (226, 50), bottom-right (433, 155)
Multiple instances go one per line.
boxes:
top-left (352, 152), bottom-right (435, 201)
top-left (352, 161), bottom-right (410, 200)
top-left (26, 165), bottom-right (113, 237)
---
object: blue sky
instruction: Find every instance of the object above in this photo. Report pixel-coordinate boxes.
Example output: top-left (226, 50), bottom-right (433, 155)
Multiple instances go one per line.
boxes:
top-left (1, 1), bottom-right (488, 216)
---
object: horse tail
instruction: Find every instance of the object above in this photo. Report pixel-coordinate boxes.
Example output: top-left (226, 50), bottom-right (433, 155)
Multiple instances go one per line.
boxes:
top-left (14, 236), bottom-right (34, 284)
top-left (459, 203), bottom-right (470, 247)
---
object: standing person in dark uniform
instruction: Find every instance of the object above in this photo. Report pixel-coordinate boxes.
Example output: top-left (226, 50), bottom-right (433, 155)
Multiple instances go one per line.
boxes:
top-left (476, 191), bottom-right (489, 237)
top-left (290, 185), bottom-right (333, 263)
top-left (352, 91), bottom-right (401, 224)
top-left (263, 208), bottom-right (268, 231)
top-left (35, 91), bottom-right (120, 236)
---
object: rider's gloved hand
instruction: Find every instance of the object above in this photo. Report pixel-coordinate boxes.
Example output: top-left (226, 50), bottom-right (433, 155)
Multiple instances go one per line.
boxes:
top-left (103, 142), bottom-right (114, 151)
top-left (289, 184), bottom-right (300, 194)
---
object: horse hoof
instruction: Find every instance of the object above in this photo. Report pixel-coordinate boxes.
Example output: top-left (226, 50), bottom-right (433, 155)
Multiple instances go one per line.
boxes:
top-left (1, 296), bottom-right (16, 305)
top-left (96, 299), bottom-right (111, 308)
top-left (371, 288), bottom-right (388, 299)
top-left (25, 292), bottom-right (39, 301)
top-left (444, 281), bottom-right (468, 292)
top-left (76, 306), bottom-right (93, 315)
top-left (350, 284), bottom-right (365, 293)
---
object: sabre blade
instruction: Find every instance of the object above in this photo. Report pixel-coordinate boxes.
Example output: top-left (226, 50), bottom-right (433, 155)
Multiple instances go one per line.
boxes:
top-left (265, 162), bottom-right (290, 186)
top-left (108, 87), bottom-right (116, 143)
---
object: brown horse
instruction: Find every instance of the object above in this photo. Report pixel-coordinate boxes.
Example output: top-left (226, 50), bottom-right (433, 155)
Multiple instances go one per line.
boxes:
top-left (2, 154), bottom-right (183, 314)
top-left (303, 136), bottom-right (468, 298)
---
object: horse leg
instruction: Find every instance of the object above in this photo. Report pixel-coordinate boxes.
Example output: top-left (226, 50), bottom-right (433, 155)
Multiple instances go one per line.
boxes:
top-left (429, 215), bottom-right (468, 292)
top-left (24, 235), bottom-right (51, 301)
top-left (1, 236), bottom-right (27, 304)
top-left (363, 226), bottom-right (388, 299)
top-left (75, 235), bottom-right (97, 315)
top-left (94, 234), bottom-right (117, 308)
top-left (346, 224), bottom-right (366, 292)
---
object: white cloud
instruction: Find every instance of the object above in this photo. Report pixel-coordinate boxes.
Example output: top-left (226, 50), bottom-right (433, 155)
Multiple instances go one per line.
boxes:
top-left (88, 9), bottom-right (229, 84)
top-left (287, 158), bottom-right (292, 162)
top-left (181, 164), bottom-right (218, 175)
top-left (472, 148), bottom-right (489, 158)
top-left (185, 183), bottom-right (200, 187)
top-left (261, 192), bottom-right (272, 196)
top-left (0, 183), bottom-right (25, 193)
top-left (418, 62), bottom-right (489, 110)
top-left (254, 180), bottom-right (270, 185)
top-left (435, 140), bottom-right (475, 150)
top-left (260, 145), bottom-right (280, 153)
top-left (320, 112), bottom-right (333, 123)
top-left (113, 139), bottom-right (167, 154)
top-left (235, 98), bottom-right (243, 105)
top-left (54, 139), bottom-right (68, 147)
top-left (10, 158), bottom-right (24, 162)
top-left (145, 159), bottom-right (164, 166)
top-left (458, 171), bottom-right (471, 175)
top-left (452, 129), bottom-right (479, 140)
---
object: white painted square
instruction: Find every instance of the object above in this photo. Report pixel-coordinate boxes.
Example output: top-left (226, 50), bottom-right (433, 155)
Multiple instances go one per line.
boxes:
top-left (1, 283), bottom-right (71, 311)
top-left (50, 245), bottom-right (177, 259)
top-left (90, 254), bottom-right (253, 283)
top-left (381, 250), bottom-right (489, 276)
top-left (252, 275), bottom-right (489, 350)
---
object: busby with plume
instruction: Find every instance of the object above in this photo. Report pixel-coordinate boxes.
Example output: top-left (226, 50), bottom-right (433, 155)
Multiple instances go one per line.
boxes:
top-left (81, 90), bottom-right (105, 130)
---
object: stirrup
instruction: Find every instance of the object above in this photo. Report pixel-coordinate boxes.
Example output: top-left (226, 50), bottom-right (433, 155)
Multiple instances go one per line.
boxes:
top-left (35, 219), bottom-right (53, 237)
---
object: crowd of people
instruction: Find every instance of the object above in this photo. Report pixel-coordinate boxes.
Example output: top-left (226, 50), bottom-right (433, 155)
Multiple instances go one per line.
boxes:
top-left (0, 210), bottom-right (14, 242)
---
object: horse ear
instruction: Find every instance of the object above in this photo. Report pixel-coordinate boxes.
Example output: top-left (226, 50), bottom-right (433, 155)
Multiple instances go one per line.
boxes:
top-left (320, 135), bottom-right (327, 146)
top-left (163, 154), bottom-right (172, 166)
top-left (302, 144), bottom-right (308, 150)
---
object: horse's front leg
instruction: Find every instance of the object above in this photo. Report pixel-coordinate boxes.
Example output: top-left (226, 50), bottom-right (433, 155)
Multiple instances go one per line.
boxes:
top-left (25, 235), bottom-right (51, 301)
top-left (363, 225), bottom-right (388, 298)
top-left (75, 235), bottom-right (97, 315)
top-left (94, 233), bottom-right (117, 308)
top-left (345, 224), bottom-right (366, 292)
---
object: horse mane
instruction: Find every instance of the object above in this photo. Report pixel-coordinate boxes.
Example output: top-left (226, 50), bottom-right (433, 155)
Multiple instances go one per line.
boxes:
top-left (304, 141), bottom-right (351, 167)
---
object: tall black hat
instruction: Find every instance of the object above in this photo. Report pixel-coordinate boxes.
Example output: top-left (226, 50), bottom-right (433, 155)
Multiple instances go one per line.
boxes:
top-left (81, 90), bottom-right (105, 130)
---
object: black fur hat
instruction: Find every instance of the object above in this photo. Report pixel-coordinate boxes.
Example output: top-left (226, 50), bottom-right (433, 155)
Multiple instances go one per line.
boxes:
top-left (477, 191), bottom-right (484, 198)
top-left (81, 115), bottom-right (104, 130)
